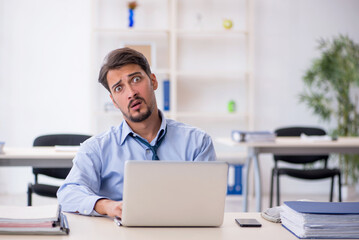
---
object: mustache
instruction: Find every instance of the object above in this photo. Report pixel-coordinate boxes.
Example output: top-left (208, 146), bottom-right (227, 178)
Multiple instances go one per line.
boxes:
top-left (128, 96), bottom-right (145, 109)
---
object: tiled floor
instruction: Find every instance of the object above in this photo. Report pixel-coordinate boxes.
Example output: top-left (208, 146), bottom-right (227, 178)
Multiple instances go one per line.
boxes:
top-left (1, 192), bottom-right (357, 212)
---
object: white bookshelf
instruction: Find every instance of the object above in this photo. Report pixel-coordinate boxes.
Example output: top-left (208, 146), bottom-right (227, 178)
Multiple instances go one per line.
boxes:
top-left (91, 0), bottom-right (254, 154)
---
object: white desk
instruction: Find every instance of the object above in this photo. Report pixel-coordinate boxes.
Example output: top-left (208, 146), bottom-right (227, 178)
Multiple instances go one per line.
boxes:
top-left (0, 147), bottom-right (76, 167)
top-left (218, 137), bottom-right (359, 212)
top-left (0, 212), bottom-right (339, 240)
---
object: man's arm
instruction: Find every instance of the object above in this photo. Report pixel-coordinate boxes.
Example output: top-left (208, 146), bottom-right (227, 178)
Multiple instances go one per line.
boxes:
top-left (57, 147), bottom-right (107, 215)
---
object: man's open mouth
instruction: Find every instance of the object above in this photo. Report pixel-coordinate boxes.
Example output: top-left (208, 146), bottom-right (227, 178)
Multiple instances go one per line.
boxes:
top-left (130, 99), bottom-right (142, 110)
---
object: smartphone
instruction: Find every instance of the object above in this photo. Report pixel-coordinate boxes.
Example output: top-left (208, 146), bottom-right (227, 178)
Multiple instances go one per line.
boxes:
top-left (235, 218), bottom-right (262, 227)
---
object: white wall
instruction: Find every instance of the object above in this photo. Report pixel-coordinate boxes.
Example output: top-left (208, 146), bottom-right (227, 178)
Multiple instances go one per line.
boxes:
top-left (0, 0), bottom-right (359, 195)
top-left (0, 0), bottom-right (92, 193)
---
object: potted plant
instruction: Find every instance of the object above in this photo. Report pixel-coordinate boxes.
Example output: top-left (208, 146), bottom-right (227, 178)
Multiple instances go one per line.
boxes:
top-left (299, 35), bottom-right (359, 190)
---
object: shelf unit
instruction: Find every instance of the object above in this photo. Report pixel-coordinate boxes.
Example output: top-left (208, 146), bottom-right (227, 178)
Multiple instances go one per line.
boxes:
top-left (91, 0), bottom-right (253, 154)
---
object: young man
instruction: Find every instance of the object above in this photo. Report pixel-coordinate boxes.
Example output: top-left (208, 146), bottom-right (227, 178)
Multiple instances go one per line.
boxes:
top-left (57, 48), bottom-right (216, 218)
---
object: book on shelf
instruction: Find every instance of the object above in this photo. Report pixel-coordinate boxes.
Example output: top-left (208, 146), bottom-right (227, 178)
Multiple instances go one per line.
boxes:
top-left (280, 201), bottom-right (359, 239)
top-left (163, 79), bottom-right (170, 111)
top-left (0, 204), bottom-right (69, 235)
top-left (231, 130), bottom-right (276, 142)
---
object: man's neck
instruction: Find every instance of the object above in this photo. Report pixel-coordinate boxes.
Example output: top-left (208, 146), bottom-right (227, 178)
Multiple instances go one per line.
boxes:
top-left (126, 109), bottom-right (162, 143)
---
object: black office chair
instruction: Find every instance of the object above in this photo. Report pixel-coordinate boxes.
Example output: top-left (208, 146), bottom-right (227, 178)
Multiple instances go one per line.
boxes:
top-left (27, 134), bottom-right (91, 206)
top-left (269, 127), bottom-right (342, 207)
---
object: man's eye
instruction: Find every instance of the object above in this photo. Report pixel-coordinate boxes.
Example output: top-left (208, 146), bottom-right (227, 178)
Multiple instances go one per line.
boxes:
top-left (115, 86), bottom-right (122, 92)
top-left (133, 76), bottom-right (141, 83)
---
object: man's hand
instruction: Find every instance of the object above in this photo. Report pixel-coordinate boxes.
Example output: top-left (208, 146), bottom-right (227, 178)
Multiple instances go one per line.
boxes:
top-left (94, 199), bottom-right (123, 218)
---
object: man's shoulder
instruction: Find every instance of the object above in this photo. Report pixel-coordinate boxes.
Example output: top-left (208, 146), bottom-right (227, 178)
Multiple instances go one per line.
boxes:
top-left (81, 125), bottom-right (122, 149)
top-left (166, 119), bottom-right (209, 138)
top-left (165, 119), bottom-right (216, 160)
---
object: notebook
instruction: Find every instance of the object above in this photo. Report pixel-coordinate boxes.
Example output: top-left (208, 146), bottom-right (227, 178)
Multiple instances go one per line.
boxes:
top-left (118, 161), bottom-right (228, 227)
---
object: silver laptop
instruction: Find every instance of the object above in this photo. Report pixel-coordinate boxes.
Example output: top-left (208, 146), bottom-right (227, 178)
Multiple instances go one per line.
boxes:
top-left (120, 161), bottom-right (228, 227)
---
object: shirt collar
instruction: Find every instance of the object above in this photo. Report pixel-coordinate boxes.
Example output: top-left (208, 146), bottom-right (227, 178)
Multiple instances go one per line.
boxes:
top-left (120, 110), bottom-right (167, 145)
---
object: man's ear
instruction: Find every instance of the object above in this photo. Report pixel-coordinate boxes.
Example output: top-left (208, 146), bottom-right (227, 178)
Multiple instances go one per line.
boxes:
top-left (150, 73), bottom-right (158, 90)
top-left (110, 94), bottom-right (119, 109)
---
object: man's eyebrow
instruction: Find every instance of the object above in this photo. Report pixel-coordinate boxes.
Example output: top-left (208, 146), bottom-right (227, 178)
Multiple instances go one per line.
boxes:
top-left (128, 71), bottom-right (142, 77)
top-left (111, 79), bottom-right (122, 90)
top-left (110, 72), bottom-right (143, 90)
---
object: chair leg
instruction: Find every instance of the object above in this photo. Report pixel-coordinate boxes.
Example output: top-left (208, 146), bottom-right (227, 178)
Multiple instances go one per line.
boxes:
top-left (276, 172), bottom-right (280, 206)
top-left (270, 169), bottom-right (275, 208)
top-left (329, 176), bottom-right (334, 202)
top-left (338, 172), bottom-right (342, 202)
top-left (27, 183), bottom-right (32, 206)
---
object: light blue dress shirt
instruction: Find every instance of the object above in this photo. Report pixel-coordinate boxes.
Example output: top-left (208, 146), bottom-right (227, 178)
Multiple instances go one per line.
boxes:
top-left (57, 112), bottom-right (216, 215)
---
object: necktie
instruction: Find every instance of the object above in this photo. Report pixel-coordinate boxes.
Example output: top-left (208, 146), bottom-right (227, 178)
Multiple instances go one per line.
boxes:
top-left (131, 128), bottom-right (166, 160)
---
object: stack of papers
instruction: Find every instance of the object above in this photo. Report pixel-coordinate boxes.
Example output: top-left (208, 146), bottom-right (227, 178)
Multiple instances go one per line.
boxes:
top-left (0, 204), bottom-right (69, 235)
top-left (231, 130), bottom-right (276, 142)
top-left (280, 201), bottom-right (359, 239)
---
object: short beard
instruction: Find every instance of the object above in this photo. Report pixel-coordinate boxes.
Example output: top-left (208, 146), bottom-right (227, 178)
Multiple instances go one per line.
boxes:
top-left (122, 97), bottom-right (155, 123)
top-left (127, 107), bottom-right (152, 122)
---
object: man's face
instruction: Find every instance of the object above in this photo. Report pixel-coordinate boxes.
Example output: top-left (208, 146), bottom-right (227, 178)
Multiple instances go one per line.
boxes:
top-left (107, 64), bottom-right (158, 123)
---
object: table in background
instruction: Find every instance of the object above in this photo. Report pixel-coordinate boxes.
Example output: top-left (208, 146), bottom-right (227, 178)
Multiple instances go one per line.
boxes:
top-left (0, 147), bottom-right (76, 167)
top-left (217, 137), bottom-right (359, 212)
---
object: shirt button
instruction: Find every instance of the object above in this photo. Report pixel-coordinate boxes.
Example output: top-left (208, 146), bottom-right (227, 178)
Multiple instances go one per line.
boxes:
top-left (84, 210), bottom-right (88, 214)
top-left (146, 149), bottom-right (150, 153)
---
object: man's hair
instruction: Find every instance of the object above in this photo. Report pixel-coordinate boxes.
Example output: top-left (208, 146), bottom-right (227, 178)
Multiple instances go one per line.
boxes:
top-left (98, 47), bottom-right (152, 92)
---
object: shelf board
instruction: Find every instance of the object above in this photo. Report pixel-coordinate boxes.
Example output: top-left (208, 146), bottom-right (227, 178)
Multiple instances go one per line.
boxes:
top-left (93, 28), bottom-right (170, 34)
top-left (97, 111), bottom-right (173, 119)
top-left (176, 71), bottom-right (248, 80)
top-left (175, 112), bottom-right (247, 120)
top-left (176, 29), bottom-right (248, 37)
top-left (96, 111), bottom-right (246, 121)
top-left (93, 28), bottom-right (247, 36)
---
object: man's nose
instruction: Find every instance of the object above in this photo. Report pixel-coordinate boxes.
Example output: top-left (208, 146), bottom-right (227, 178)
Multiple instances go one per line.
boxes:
top-left (127, 85), bottom-right (137, 99)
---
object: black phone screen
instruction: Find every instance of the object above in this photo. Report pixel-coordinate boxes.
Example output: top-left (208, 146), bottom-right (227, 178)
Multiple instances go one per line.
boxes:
top-left (235, 218), bottom-right (262, 227)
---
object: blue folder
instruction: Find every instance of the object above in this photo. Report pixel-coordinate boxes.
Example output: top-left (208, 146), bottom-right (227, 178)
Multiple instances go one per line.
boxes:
top-left (284, 201), bottom-right (359, 215)
top-left (282, 201), bottom-right (359, 239)
top-left (163, 80), bottom-right (170, 111)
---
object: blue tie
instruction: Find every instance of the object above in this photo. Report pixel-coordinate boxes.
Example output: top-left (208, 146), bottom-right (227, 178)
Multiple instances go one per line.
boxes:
top-left (131, 129), bottom-right (166, 160)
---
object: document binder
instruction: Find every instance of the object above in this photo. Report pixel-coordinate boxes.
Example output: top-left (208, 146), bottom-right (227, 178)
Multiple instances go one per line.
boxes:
top-left (280, 201), bottom-right (359, 239)
top-left (0, 204), bottom-right (69, 235)
top-left (231, 130), bottom-right (276, 142)
top-left (284, 201), bottom-right (359, 215)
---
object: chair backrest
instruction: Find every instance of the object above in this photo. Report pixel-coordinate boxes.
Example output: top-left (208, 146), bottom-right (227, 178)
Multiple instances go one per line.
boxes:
top-left (33, 134), bottom-right (91, 179)
top-left (274, 127), bottom-right (328, 165)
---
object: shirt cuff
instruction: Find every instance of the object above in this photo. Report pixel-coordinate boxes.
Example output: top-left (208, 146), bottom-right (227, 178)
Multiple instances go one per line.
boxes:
top-left (79, 195), bottom-right (107, 216)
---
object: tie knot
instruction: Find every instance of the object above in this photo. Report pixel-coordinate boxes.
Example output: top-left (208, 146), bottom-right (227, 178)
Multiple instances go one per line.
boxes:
top-left (130, 128), bottom-right (166, 160)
